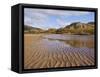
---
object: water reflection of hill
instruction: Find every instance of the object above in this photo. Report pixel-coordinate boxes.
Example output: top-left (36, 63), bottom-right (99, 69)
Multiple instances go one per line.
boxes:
top-left (44, 34), bottom-right (94, 48)
top-left (24, 34), bottom-right (95, 69)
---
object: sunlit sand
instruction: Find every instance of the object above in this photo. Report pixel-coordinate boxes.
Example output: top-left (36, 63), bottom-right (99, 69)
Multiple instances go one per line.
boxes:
top-left (24, 34), bottom-right (94, 69)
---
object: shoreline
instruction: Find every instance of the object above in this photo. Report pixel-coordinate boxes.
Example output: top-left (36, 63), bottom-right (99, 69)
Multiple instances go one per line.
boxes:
top-left (24, 34), bottom-right (94, 69)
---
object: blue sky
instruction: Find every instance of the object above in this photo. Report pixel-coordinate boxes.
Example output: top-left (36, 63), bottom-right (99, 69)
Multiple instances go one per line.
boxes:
top-left (24, 8), bottom-right (95, 30)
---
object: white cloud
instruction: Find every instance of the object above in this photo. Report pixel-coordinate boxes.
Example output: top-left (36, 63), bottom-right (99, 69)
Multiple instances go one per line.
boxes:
top-left (26, 8), bottom-right (91, 17)
top-left (24, 8), bottom-right (94, 29)
top-left (24, 8), bottom-right (50, 29)
top-left (24, 8), bottom-right (49, 22)
top-left (56, 18), bottom-right (70, 26)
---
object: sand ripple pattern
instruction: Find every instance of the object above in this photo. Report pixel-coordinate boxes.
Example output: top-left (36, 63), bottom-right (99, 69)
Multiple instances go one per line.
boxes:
top-left (24, 34), bottom-right (95, 69)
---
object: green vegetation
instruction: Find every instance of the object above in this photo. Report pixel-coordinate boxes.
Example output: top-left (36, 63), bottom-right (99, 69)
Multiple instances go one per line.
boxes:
top-left (46, 28), bottom-right (57, 33)
top-left (24, 22), bottom-right (95, 35)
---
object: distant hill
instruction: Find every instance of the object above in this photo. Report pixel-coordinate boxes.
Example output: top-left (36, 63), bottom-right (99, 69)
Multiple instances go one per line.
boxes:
top-left (87, 22), bottom-right (95, 25)
top-left (65, 22), bottom-right (94, 28)
top-left (24, 25), bottom-right (44, 33)
top-left (24, 25), bottom-right (42, 30)
top-left (24, 22), bottom-right (95, 35)
top-left (56, 22), bottom-right (94, 34)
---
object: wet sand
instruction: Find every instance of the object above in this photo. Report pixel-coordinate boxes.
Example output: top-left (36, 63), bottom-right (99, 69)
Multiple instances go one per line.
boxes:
top-left (24, 34), bottom-right (95, 69)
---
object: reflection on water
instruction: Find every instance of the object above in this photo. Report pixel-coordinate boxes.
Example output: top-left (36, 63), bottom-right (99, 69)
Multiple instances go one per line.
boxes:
top-left (43, 34), bottom-right (94, 48)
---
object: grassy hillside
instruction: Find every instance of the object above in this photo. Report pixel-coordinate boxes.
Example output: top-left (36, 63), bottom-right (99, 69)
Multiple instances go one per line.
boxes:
top-left (24, 25), bottom-right (45, 34)
top-left (56, 22), bottom-right (94, 34)
top-left (24, 22), bottom-right (95, 35)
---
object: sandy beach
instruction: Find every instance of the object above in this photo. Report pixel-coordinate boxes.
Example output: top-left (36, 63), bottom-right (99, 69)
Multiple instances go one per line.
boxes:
top-left (24, 34), bottom-right (95, 69)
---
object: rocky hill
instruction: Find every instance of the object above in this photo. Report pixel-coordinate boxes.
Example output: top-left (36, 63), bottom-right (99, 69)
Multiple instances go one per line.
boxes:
top-left (24, 22), bottom-right (95, 35)
top-left (56, 22), bottom-right (94, 34)
top-left (24, 25), bottom-right (44, 33)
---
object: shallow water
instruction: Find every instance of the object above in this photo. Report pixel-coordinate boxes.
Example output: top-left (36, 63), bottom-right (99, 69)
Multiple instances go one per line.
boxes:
top-left (24, 34), bottom-right (95, 69)
top-left (43, 34), bottom-right (94, 48)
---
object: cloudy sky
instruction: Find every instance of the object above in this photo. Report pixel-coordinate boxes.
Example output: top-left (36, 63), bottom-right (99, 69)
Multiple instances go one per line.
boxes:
top-left (24, 8), bottom-right (95, 30)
